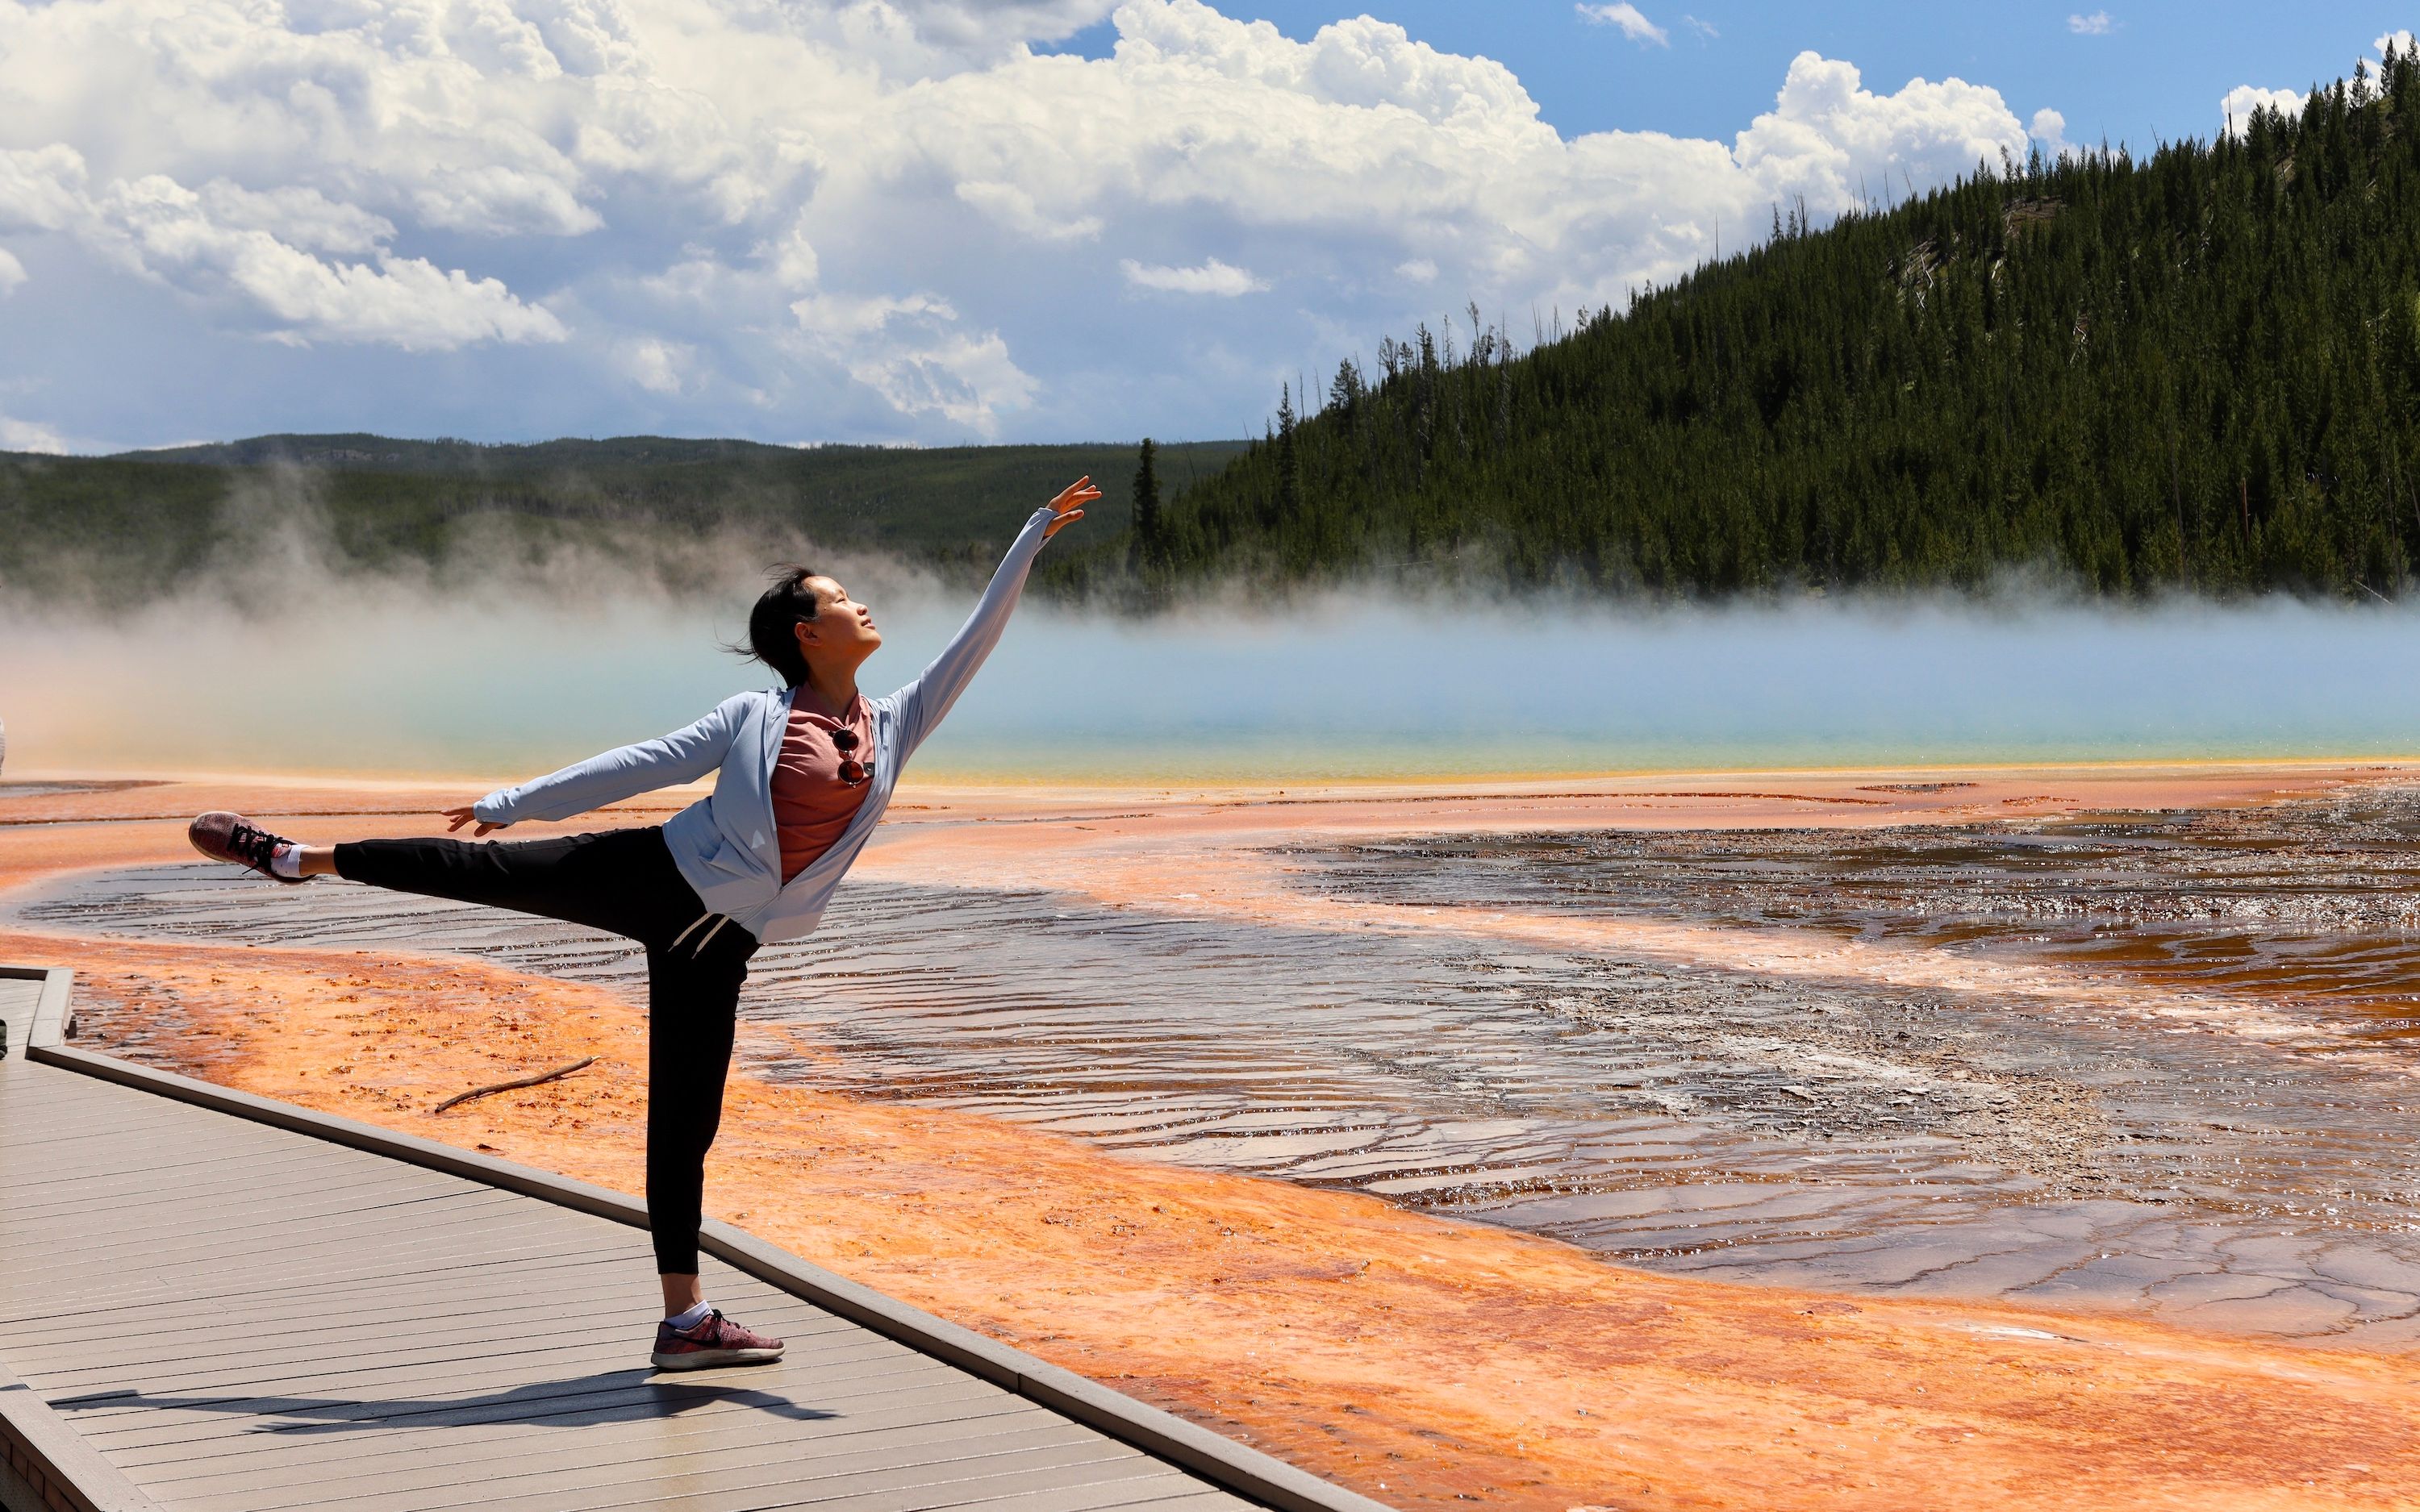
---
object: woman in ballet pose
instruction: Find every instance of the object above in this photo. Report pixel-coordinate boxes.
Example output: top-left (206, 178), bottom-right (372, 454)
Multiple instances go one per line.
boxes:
top-left (189, 479), bottom-right (1096, 1368)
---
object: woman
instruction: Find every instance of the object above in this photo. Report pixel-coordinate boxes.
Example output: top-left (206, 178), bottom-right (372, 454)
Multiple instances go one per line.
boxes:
top-left (187, 479), bottom-right (1097, 1369)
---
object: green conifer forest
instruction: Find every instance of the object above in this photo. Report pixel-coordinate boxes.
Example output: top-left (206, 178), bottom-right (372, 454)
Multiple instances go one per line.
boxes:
top-left (1112, 55), bottom-right (2420, 599)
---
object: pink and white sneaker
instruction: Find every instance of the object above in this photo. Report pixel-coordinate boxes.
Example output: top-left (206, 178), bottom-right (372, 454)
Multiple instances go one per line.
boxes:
top-left (651, 1310), bottom-right (785, 1371)
top-left (188, 811), bottom-right (308, 885)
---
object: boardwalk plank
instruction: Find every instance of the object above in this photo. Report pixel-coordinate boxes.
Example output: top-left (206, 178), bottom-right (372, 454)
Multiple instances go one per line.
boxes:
top-left (461, 1438), bottom-right (1153, 1512)
top-left (0, 1246), bottom-right (642, 1335)
top-left (0, 1192), bottom-right (575, 1284)
top-left (899, 1480), bottom-right (1258, 1512)
top-left (300, 1421), bottom-right (1114, 1512)
top-left (0, 1164), bottom-right (490, 1233)
top-left (0, 1176), bottom-right (528, 1255)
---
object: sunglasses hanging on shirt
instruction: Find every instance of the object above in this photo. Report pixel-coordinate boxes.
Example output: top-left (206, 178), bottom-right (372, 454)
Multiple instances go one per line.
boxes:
top-left (829, 727), bottom-right (868, 786)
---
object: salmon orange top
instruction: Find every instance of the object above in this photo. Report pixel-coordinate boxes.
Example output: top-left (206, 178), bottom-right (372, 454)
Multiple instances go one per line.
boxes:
top-left (770, 688), bottom-right (874, 882)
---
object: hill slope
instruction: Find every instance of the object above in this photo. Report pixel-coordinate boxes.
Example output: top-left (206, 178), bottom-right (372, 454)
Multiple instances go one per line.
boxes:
top-left (1124, 56), bottom-right (2420, 598)
top-left (0, 436), bottom-right (1245, 596)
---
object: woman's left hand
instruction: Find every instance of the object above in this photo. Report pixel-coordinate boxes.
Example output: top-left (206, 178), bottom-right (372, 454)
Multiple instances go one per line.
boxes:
top-left (441, 805), bottom-right (507, 837)
top-left (1045, 476), bottom-right (1100, 539)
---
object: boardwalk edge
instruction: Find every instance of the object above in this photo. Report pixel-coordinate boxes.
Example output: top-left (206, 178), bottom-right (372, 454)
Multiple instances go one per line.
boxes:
top-left (0, 1306), bottom-right (162, 1512)
top-left (0, 1369), bottom-right (165, 1512)
top-left (0, 968), bottom-right (73, 1057)
top-left (25, 1036), bottom-right (1396, 1512)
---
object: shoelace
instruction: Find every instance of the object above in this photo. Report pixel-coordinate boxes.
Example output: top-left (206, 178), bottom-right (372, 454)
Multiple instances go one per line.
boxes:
top-left (227, 820), bottom-right (280, 871)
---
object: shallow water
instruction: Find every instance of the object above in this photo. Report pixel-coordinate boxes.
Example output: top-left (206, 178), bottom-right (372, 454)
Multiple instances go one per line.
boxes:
top-left (19, 789), bottom-right (2420, 1348)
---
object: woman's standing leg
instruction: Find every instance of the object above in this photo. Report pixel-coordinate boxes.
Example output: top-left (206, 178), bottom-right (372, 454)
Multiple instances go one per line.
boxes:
top-left (642, 923), bottom-right (784, 1370)
top-left (643, 924), bottom-right (749, 1282)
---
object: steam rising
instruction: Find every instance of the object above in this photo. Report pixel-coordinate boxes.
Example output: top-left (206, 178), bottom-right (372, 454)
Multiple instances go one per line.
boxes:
top-left (8, 545), bottom-right (2420, 781)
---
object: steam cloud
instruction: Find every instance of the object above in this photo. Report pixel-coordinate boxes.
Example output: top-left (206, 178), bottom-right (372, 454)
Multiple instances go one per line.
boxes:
top-left (9, 553), bottom-right (2420, 782)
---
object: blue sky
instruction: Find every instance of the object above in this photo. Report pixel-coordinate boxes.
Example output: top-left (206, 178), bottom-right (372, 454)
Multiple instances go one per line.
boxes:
top-left (1048, 3), bottom-right (2405, 149)
top-left (0, 1), bottom-right (2399, 453)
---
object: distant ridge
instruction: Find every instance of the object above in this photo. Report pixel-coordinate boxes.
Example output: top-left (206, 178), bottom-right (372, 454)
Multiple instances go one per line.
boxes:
top-left (119, 433), bottom-right (805, 473)
top-left (2, 433), bottom-right (1247, 596)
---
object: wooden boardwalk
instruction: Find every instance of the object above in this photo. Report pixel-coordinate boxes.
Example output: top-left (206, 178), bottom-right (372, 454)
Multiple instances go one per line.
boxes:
top-left (0, 968), bottom-right (1376, 1512)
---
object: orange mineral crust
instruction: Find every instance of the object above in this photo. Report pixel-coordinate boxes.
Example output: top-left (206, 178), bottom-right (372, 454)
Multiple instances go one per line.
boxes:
top-left (6, 773), bottom-right (2420, 1511)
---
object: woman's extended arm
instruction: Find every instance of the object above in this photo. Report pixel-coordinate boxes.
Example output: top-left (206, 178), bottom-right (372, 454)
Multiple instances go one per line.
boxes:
top-left (888, 479), bottom-right (1093, 758)
top-left (460, 692), bottom-right (753, 828)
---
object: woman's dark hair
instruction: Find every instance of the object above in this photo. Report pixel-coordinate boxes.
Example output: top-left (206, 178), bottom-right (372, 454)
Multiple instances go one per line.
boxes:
top-left (739, 564), bottom-right (823, 687)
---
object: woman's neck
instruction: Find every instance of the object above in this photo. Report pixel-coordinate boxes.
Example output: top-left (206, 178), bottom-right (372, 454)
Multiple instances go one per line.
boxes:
top-left (800, 669), bottom-right (860, 712)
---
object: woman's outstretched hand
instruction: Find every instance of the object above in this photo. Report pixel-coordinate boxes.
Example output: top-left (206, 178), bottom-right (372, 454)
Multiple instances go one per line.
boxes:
top-left (442, 806), bottom-right (507, 837)
top-left (1045, 476), bottom-right (1100, 539)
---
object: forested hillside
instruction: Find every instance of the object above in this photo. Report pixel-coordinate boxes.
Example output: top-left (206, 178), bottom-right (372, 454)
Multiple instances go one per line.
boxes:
top-left (0, 436), bottom-right (1245, 596)
top-left (1114, 52), bottom-right (2420, 598)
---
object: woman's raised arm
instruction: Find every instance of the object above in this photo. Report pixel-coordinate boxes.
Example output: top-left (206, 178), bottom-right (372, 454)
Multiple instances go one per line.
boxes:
top-left (887, 477), bottom-right (1095, 757)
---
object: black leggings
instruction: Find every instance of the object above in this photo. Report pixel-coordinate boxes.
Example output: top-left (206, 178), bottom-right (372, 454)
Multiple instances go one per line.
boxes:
top-left (334, 827), bottom-right (756, 1275)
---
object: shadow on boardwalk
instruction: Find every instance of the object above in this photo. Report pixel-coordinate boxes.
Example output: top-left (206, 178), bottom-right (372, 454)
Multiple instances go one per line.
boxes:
top-left (53, 1372), bottom-right (840, 1435)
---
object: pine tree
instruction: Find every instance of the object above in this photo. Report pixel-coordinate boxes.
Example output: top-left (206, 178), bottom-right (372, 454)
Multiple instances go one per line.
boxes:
top-left (1131, 437), bottom-right (1163, 571)
top-left (1272, 382), bottom-right (1301, 528)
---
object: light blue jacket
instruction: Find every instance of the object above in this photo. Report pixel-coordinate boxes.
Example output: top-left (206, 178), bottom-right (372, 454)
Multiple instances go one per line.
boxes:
top-left (472, 505), bottom-right (1058, 943)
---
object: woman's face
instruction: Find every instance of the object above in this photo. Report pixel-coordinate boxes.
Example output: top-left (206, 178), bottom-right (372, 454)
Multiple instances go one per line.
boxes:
top-left (794, 577), bottom-right (883, 665)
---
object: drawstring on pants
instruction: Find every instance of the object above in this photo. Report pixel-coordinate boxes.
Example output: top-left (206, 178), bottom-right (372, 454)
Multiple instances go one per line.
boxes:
top-left (669, 911), bottom-right (732, 957)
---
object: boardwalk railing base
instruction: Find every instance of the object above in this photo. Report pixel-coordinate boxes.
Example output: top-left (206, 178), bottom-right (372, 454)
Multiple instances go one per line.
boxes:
top-left (15, 965), bottom-right (1392, 1512)
top-left (0, 1368), bottom-right (163, 1512)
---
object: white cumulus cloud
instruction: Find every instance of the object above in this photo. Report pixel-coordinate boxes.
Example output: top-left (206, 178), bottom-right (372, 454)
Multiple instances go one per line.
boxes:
top-left (6, 153), bottom-right (569, 351)
top-left (0, 0), bottom-right (2070, 447)
top-left (2030, 107), bottom-right (2072, 159)
top-left (2222, 84), bottom-right (2309, 135)
top-left (791, 290), bottom-right (1037, 434)
top-left (1577, 3), bottom-right (1668, 47)
top-left (0, 407), bottom-right (71, 452)
top-left (1734, 52), bottom-right (2027, 216)
top-left (620, 335), bottom-right (695, 394)
top-left (1120, 256), bottom-right (1266, 296)
top-left (2068, 11), bottom-right (2115, 36)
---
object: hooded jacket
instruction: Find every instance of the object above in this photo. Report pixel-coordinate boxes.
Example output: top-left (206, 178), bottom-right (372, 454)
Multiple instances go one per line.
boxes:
top-left (471, 505), bottom-right (1057, 943)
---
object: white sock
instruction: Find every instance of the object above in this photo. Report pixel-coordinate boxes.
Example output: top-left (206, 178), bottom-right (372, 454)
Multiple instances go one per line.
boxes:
top-left (269, 843), bottom-right (304, 880)
top-left (666, 1300), bottom-right (712, 1331)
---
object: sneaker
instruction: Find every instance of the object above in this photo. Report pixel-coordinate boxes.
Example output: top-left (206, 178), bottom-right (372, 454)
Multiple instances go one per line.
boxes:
top-left (188, 811), bottom-right (308, 885)
top-left (650, 1310), bottom-right (784, 1371)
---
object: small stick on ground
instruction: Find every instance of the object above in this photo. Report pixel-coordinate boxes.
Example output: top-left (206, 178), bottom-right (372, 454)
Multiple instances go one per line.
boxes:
top-left (433, 1057), bottom-right (597, 1114)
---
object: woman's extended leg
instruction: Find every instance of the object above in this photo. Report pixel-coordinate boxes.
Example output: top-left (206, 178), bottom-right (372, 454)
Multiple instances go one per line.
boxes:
top-left (328, 829), bottom-right (678, 939)
top-left (190, 810), bottom-right (677, 940)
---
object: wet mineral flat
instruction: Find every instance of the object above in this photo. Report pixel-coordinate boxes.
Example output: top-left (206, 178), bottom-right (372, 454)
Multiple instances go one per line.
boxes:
top-left (20, 788), bottom-right (2420, 1350)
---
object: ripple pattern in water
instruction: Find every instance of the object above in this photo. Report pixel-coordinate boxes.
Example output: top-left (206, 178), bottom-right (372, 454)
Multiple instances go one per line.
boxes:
top-left (1290, 785), bottom-right (2420, 1032)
